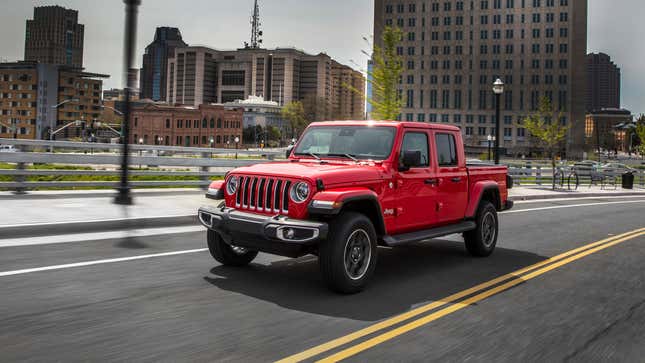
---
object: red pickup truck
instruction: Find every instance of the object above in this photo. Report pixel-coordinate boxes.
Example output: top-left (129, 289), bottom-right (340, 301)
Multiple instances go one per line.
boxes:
top-left (199, 121), bottom-right (513, 293)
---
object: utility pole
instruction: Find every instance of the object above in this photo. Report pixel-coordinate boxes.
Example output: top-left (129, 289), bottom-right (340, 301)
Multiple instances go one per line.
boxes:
top-left (114, 0), bottom-right (140, 205)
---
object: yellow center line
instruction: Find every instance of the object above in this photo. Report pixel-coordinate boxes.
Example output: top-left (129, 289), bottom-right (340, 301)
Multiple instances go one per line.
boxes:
top-left (275, 227), bottom-right (645, 363)
top-left (317, 230), bottom-right (645, 362)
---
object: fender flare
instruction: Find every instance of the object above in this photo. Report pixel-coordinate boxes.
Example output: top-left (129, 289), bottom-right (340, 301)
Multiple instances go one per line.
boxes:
top-left (308, 187), bottom-right (386, 236)
top-left (206, 180), bottom-right (225, 199)
top-left (465, 181), bottom-right (501, 218)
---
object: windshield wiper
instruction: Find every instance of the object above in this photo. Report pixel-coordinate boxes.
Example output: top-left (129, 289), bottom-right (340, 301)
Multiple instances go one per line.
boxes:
top-left (308, 152), bottom-right (321, 161)
top-left (343, 153), bottom-right (359, 162)
top-left (327, 153), bottom-right (359, 162)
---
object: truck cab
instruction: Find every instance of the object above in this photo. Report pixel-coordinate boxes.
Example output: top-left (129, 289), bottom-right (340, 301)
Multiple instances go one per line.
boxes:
top-left (199, 121), bottom-right (512, 293)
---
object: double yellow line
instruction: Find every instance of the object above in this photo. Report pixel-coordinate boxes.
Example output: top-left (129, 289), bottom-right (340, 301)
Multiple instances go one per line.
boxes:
top-left (277, 227), bottom-right (645, 363)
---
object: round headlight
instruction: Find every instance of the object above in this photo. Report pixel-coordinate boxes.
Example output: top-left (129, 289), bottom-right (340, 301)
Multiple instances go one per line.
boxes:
top-left (290, 182), bottom-right (310, 203)
top-left (226, 176), bottom-right (239, 195)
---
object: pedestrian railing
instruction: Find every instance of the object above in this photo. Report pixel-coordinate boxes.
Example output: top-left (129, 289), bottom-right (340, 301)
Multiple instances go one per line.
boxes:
top-left (508, 164), bottom-right (645, 189)
top-left (0, 138), bottom-right (284, 193)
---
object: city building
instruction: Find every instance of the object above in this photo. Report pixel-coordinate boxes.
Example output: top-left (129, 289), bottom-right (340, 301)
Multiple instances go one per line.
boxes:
top-left (103, 88), bottom-right (140, 101)
top-left (166, 46), bottom-right (364, 121)
top-left (223, 95), bottom-right (289, 143)
top-left (129, 103), bottom-right (243, 148)
top-left (0, 61), bottom-right (108, 140)
top-left (586, 52), bottom-right (620, 112)
top-left (373, 0), bottom-right (588, 157)
top-left (366, 59), bottom-right (374, 118)
top-left (140, 27), bottom-right (187, 101)
top-left (24, 6), bottom-right (84, 68)
top-left (331, 61), bottom-right (366, 120)
top-left (585, 108), bottom-right (632, 152)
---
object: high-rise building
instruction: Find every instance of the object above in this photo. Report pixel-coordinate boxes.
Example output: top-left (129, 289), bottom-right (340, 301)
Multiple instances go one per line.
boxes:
top-left (586, 53), bottom-right (620, 112)
top-left (331, 61), bottom-right (366, 120)
top-left (374, 0), bottom-right (588, 156)
top-left (0, 61), bottom-right (107, 140)
top-left (140, 27), bottom-right (187, 101)
top-left (24, 6), bottom-right (84, 68)
top-left (167, 47), bottom-right (363, 121)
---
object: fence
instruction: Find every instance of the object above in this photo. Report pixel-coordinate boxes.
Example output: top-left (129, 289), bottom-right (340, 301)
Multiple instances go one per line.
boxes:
top-left (508, 164), bottom-right (645, 189)
top-left (0, 138), bottom-right (284, 193)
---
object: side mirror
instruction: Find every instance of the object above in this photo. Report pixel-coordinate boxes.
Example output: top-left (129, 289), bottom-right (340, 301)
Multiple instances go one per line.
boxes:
top-left (399, 150), bottom-right (421, 171)
top-left (285, 145), bottom-right (293, 159)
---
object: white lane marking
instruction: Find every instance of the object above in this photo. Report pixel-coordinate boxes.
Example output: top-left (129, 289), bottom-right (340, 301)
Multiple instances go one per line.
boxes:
top-left (0, 214), bottom-right (194, 229)
top-left (513, 195), bottom-right (645, 204)
top-left (502, 200), bottom-right (645, 214)
top-left (0, 248), bottom-right (208, 277)
top-left (3, 199), bottom-right (644, 278)
top-left (0, 226), bottom-right (205, 248)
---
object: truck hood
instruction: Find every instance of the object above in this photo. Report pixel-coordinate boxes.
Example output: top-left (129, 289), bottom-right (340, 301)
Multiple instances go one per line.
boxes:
top-left (231, 161), bottom-right (385, 186)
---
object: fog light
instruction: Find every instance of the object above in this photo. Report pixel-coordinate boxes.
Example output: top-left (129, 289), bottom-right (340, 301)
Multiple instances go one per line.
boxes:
top-left (285, 228), bottom-right (295, 239)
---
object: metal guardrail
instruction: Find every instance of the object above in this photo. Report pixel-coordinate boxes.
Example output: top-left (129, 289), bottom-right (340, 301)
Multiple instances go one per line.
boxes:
top-left (0, 138), bottom-right (285, 192)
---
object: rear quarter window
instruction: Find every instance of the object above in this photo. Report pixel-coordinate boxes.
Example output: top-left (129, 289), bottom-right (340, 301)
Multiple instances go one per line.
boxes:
top-left (435, 133), bottom-right (458, 167)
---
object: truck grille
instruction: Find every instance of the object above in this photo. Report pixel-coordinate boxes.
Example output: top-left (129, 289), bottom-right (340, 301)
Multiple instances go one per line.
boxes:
top-left (235, 176), bottom-right (291, 214)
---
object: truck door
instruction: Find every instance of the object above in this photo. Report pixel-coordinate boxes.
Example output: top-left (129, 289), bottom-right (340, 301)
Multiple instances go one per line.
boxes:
top-left (432, 131), bottom-right (468, 224)
top-left (394, 130), bottom-right (438, 233)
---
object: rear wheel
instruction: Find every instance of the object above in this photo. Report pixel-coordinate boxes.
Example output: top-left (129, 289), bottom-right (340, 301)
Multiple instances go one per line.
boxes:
top-left (207, 230), bottom-right (258, 266)
top-left (464, 202), bottom-right (498, 257)
top-left (319, 212), bottom-right (378, 294)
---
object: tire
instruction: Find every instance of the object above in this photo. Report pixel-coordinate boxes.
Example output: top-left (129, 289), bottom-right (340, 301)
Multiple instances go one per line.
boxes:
top-left (464, 202), bottom-right (498, 257)
top-left (207, 230), bottom-right (258, 266)
top-left (319, 212), bottom-right (378, 294)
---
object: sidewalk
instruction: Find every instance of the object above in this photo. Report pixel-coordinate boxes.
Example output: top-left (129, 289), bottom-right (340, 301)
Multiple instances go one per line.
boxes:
top-left (509, 185), bottom-right (645, 201)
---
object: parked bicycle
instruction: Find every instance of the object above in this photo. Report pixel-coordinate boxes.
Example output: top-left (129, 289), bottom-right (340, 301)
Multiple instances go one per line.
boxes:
top-left (554, 166), bottom-right (579, 190)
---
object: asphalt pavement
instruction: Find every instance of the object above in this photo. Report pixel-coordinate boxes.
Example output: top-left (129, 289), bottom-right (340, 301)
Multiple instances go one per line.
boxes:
top-left (1, 197), bottom-right (644, 362)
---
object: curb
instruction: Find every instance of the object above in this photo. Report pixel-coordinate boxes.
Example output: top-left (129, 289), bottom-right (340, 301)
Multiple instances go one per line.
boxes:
top-left (510, 191), bottom-right (645, 201)
top-left (0, 214), bottom-right (197, 239)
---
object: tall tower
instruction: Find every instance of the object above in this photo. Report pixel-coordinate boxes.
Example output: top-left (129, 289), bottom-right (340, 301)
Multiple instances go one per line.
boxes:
top-left (24, 6), bottom-right (84, 68)
top-left (245, 0), bottom-right (263, 49)
top-left (140, 27), bottom-right (187, 101)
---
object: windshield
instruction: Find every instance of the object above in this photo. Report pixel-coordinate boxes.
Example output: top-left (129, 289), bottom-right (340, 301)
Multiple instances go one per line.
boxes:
top-left (294, 126), bottom-right (396, 160)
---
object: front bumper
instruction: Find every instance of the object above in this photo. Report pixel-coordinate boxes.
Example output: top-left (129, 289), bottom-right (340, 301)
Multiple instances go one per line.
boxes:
top-left (198, 205), bottom-right (328, 258)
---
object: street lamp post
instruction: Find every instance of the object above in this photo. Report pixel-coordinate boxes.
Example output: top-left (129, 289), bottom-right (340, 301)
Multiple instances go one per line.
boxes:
top-left (114, 0), bottom-right (141, 206)
top-left (209, 136), bottom-right (214, 158)
top-left (234, 136), bottom-right (240, 159)
top-left (492, 78), bottom-right (504, 165)
top-left (487, 135), bottom-right (493, 161)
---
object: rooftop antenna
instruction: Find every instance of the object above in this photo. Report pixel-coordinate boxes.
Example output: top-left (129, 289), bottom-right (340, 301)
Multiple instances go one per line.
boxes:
top-left (247, 0), bottom-right (263, 49)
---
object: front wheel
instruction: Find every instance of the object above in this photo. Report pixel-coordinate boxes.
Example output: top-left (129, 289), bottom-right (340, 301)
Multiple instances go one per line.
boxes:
top-left (463, 202), bottom-right (498, 257)
top-left (207, 230), bottom-right (258, 266)
top-left (319, 212), bottom-right (378, 294)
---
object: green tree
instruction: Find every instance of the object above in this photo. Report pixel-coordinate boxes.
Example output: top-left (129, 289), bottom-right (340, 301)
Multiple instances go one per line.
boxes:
top-left (635, 115), bottom-right (645, 159)
top-left (346, 26), bottom-right (404, 121)
top-left (281, 101), bottom-right (308, 138)
top-left (521, 96), bottom-right (570, 189)
top-left (267, 125), bottom-right (281, 142)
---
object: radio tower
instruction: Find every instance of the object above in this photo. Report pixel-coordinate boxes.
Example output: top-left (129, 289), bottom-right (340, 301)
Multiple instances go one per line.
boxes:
top-left (247, 0), bottom-right (263, 49)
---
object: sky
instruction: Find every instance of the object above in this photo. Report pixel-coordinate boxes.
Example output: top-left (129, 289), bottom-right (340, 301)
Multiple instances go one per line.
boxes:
top-left (0, 0), bottom-right (643, 115)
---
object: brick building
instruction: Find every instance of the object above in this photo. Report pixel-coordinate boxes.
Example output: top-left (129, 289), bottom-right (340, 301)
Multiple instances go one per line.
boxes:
top-left (130, 103), bottom-right (243, 148)
top-left (0, 61), bottom-right (107, 140)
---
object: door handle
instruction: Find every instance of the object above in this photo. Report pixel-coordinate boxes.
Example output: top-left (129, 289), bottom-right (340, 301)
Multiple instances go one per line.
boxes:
top-left (451, 177), bottom-right (462, 183)
top-left (424, 178), bottom-right (438, 186)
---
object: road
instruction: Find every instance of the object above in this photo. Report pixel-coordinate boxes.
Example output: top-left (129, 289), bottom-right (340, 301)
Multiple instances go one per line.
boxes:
top-left (0, 197), bottom-right (644, 362)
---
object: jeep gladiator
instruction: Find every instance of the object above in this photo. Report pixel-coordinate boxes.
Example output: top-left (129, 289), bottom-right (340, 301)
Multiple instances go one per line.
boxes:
top-left (198, 121), bottom-right (513, 293)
